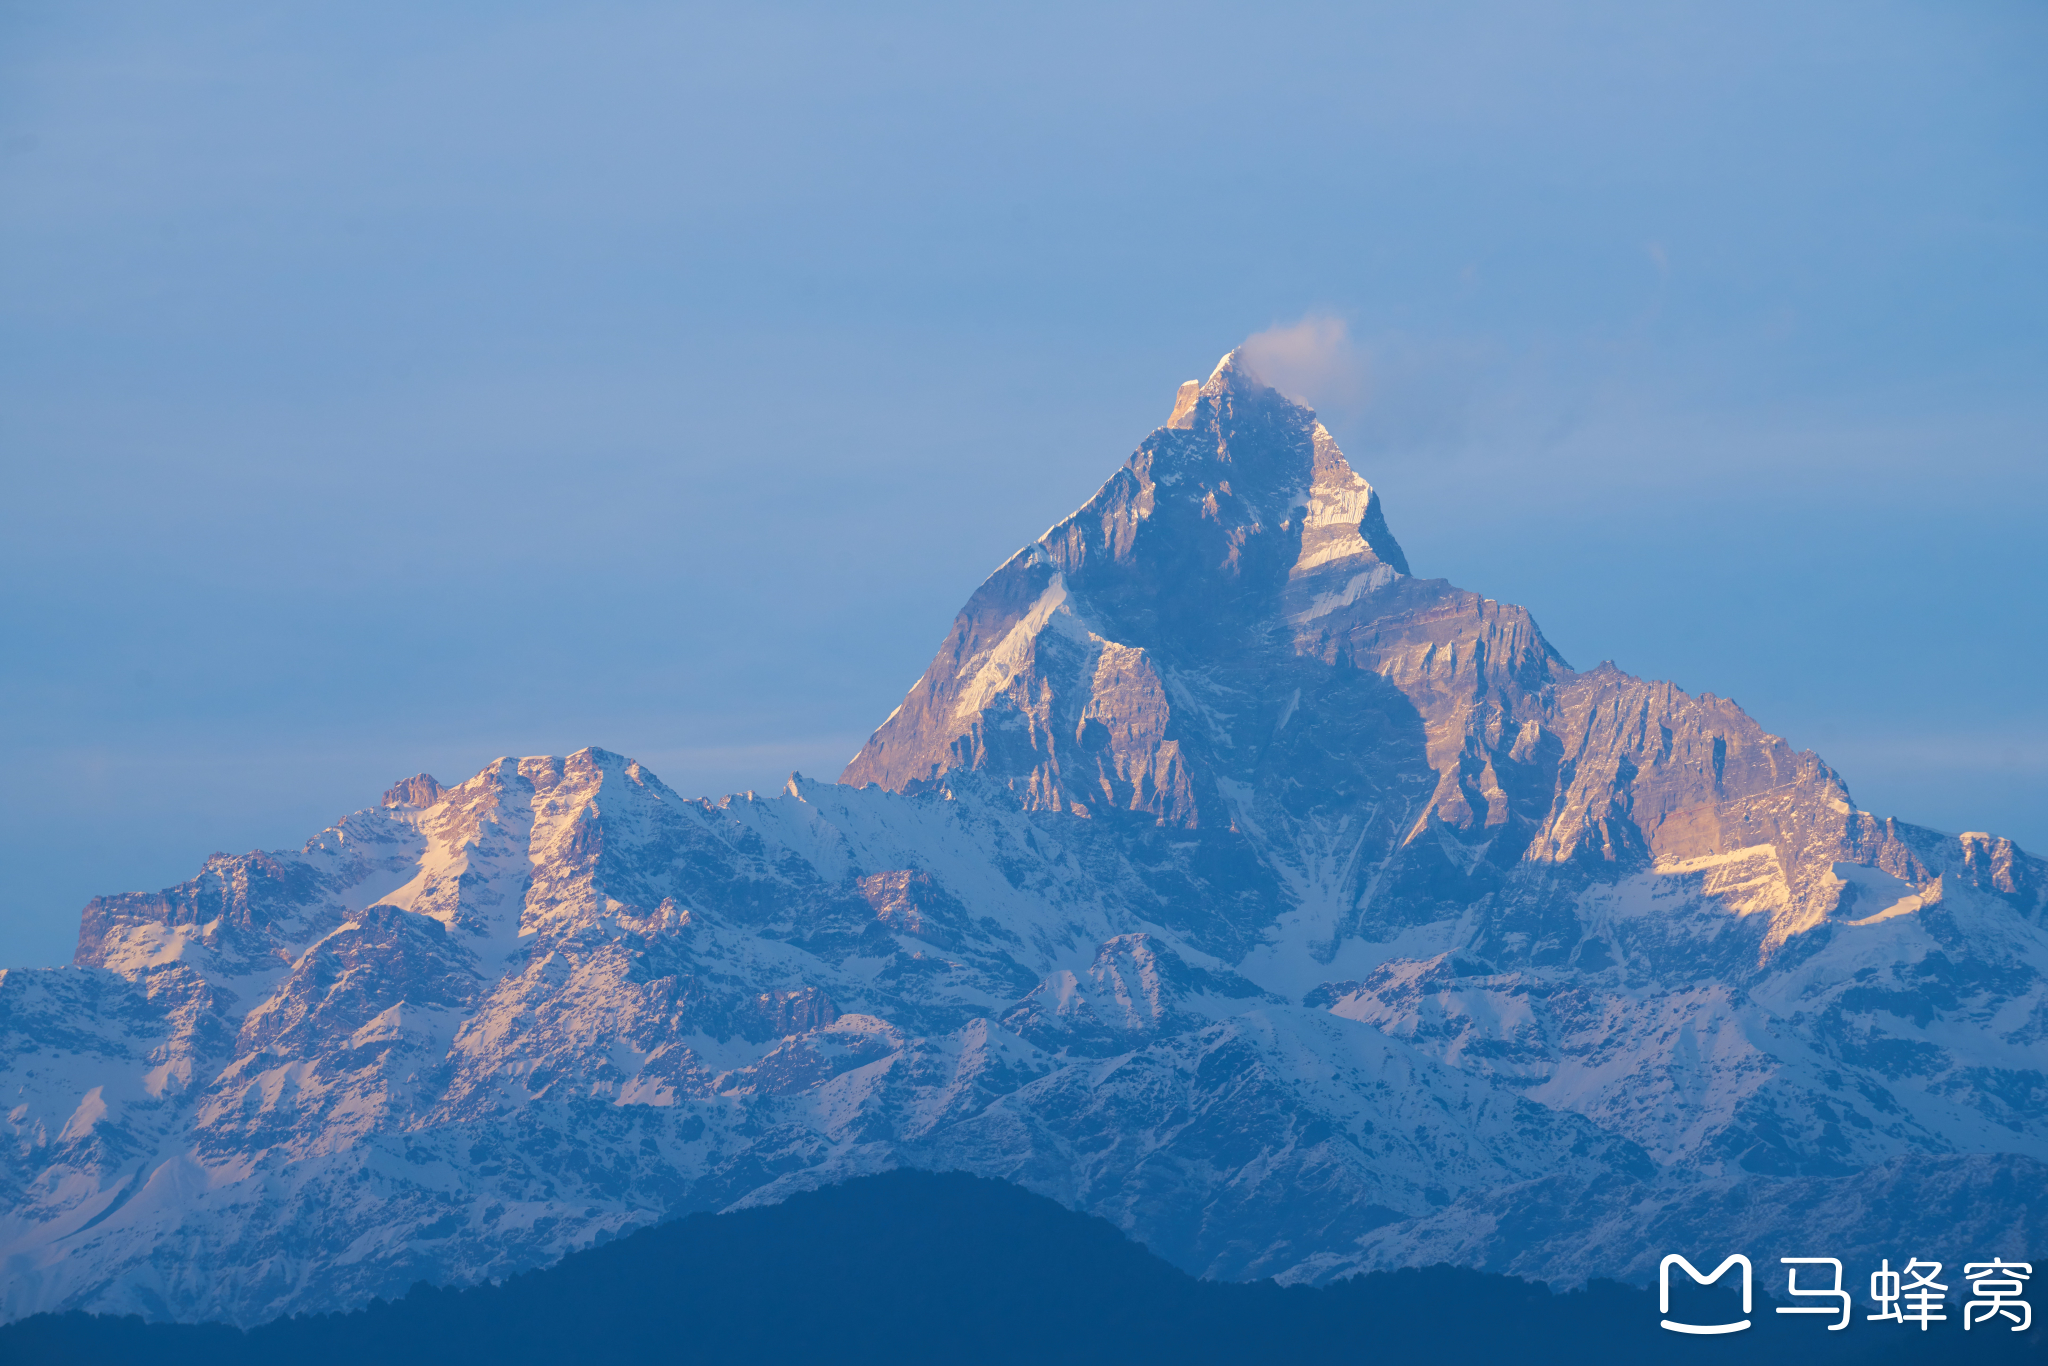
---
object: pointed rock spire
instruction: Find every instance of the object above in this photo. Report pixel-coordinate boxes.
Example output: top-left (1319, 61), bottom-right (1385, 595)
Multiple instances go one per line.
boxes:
top-left (841, 354), bottom-right (1431, 815)
top-left (383, 774), bottom-right (445, 809)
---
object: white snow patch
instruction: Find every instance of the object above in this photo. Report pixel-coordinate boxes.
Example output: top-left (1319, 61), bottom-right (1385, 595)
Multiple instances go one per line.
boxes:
top-left (953, 573), bottom-right (1091, 722)
top-left (57, 1088), bottom-right (107, 1144)
top-left (1829, 863), bottom-right (1927, 926)
top-left (1291, 563), bottom-right (1400, 621)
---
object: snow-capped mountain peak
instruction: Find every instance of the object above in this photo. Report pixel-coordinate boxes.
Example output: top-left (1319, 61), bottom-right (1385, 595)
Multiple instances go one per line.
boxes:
top-left (3, 360), bottom-right (2042, 1325)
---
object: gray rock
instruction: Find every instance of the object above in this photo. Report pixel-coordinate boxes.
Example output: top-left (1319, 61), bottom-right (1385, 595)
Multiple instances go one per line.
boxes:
top-left (2, 353), bottom-right (2042, 1324)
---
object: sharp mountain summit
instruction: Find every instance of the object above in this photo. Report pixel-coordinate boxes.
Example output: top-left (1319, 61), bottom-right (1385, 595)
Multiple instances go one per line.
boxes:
top-left (3, 353), bottom-right (2042, 1325)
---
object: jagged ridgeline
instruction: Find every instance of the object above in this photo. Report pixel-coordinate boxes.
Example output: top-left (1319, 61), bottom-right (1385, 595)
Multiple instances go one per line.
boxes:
top-left (2, 354), bottom-right (2043, 1326)
top-left (7, 1172), bottom-right (2038, 1366)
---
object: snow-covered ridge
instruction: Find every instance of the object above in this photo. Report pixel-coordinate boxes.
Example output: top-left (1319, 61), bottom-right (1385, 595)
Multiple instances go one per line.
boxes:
top-left (4, 360), bottom-right (2045, 1324)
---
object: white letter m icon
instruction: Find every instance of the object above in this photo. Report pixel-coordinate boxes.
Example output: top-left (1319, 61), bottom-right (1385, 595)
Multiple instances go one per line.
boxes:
top-left (1660, 1254), bottom-right (1753, 1335)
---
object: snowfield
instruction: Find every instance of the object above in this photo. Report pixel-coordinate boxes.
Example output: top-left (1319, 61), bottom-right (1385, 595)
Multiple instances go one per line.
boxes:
top-left (3, 353), bottom-right (2043, 1323)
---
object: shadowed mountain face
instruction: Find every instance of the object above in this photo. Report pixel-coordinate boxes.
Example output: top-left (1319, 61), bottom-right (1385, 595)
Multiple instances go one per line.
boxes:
top-left (847, 352), bottom-right (2033, 966)
top-left (1, 356), bottom-right (2043, 1326)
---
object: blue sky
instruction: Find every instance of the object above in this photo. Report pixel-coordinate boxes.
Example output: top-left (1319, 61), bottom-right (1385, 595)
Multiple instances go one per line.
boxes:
top-left (2, 0), bottom-right (2043, 966)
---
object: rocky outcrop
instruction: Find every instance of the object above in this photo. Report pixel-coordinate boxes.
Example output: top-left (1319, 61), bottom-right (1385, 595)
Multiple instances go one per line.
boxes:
top-left (1, 355), bottom-right (2042, 1325)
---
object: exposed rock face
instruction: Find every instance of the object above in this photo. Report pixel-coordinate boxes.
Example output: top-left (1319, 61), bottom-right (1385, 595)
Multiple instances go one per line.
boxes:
top-left (844, 353), bottom-right (1994, 966)
top-left (2, 354), bottom-right (2043, 1324)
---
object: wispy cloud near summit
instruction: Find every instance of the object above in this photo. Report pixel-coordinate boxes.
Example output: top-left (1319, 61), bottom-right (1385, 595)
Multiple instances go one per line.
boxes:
top-left (1239, 314), bottom-right (1369, 418)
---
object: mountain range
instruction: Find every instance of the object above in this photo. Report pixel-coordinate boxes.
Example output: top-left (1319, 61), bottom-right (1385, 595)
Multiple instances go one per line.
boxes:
top-left (3, 352), bottom-right (2042, 1325)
